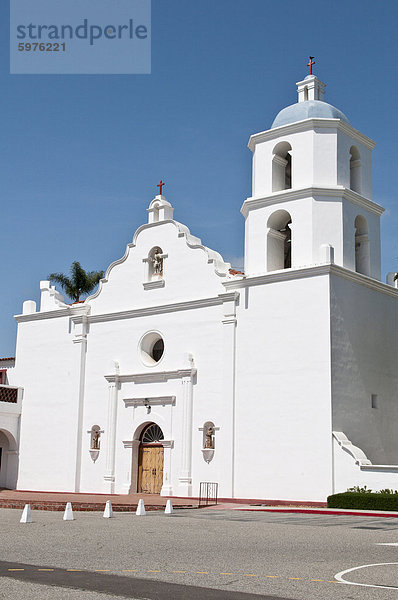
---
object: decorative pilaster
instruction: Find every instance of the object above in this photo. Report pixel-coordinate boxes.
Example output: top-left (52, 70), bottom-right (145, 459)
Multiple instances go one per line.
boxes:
top-left (104, 362), bottom-right (120, 493)
top-left (178, 369), bottom-right (194, 495)
top-left (220, 292), bottom-right (239, 497)
top-left (72, 310), bottom-right (89, 492)
top-left (160, 440), bottom-right (174, 496)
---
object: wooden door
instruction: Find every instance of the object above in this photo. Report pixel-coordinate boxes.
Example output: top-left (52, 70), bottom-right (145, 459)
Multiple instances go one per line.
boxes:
top-left (137, 445), bottom-right (164, 494)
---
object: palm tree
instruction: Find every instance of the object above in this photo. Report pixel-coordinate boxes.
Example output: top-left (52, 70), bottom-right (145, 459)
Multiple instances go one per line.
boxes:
top-left (48, 261), bottom-right (104, 303)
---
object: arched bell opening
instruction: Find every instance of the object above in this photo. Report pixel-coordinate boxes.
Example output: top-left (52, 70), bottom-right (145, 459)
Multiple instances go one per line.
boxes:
top-left (267, 209), bottom-right (292, 271)
top-left (272, 141), bottom-right (292, 192)
top-left (152, 203), bottom-right (160, 223)
top-left (350, 146), bottom-right (362, 194)
top-left (354, 214), bottom-right (370, 276)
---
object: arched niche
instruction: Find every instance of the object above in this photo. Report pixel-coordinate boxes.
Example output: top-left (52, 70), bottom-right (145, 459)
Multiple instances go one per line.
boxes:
top-left (350, 146), bottom-right (362, 194)
top-left (90, 425), bottom-right (101, 450)
top-left (147, 246), bottom-right (164, 281)
top-left (267, 209), bottom-right (292, 271)
top-left (202, 421), bottom-right (215, 450)
top-left (354, 214), bottom-right (370, 276)
top-left (272, 141), bottom-right (292, 192)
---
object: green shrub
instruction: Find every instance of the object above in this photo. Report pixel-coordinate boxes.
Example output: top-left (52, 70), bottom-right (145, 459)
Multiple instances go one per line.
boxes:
top-left (346, 485), bottom-right (372, 493)
top-left (327, 492), bottom-right (398, 511)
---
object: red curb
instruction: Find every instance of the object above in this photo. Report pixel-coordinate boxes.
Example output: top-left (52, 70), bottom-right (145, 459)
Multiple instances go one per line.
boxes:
top-left (169, 496), bottom-right (328, 507)
top-left (236, 507), bottom-right (398, 518)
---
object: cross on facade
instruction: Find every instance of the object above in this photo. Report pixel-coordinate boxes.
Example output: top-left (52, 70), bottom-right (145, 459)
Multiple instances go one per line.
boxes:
top-left (307, 56), bottom-right (315, 75)
top-left (157, 180), bottom-right (165, 195)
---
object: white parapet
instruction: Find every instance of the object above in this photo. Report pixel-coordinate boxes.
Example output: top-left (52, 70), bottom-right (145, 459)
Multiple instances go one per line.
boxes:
top-left (22, 300), bottom-right (36, 315)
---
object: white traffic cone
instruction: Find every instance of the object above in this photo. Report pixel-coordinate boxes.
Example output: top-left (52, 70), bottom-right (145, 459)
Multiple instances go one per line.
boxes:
top-left (136, 499), bottom-right (146, 516)
top-left (103, 500), bottom-right (114, 518)
top-left (164, 499), bottom-right (173, 515)
top-left (20, 504), bottom-right (32, 523)
top-left (63, 502), bottom-right (74, 521)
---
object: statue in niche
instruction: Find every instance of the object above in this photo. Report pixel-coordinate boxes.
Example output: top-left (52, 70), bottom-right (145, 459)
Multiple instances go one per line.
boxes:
top-left (151, 247), bottom-right (163, 276)
top-left (204, 425), bottom-right (215, 449)
top-left (91, 429), bottom-right (101, 450)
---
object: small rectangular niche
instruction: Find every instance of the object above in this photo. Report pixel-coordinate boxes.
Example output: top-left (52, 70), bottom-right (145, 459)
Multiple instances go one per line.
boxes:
top-left (371, 394), bottom-right (378, 409)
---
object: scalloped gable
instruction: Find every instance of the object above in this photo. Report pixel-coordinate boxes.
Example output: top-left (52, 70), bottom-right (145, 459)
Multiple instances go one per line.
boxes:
top-left (85, 218), bottom-right (233, 314)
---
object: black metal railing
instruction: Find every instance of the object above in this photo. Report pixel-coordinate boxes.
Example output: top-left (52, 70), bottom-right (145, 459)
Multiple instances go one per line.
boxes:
top-left (0, 386), bottom-right (18, 403)
top-left (198, 482), bottom-right (218, 507)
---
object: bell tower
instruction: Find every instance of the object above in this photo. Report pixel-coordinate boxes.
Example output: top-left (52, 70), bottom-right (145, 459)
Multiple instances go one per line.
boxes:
top-left (242, 68), bottom-right (383, 280)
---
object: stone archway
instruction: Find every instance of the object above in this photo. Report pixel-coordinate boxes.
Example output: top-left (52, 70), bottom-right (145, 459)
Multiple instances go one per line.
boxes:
top-left (0, 429), bottom-right (18, 490)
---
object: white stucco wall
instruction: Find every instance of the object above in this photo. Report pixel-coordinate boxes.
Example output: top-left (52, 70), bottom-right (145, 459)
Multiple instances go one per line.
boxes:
top-left (331, 274), bottom-right (398, 466)
top-left (78, 302), bottom-right (234, 497)
top-left (14, 316), bottom-right (83, 491)
top-left (232, 272), bottom-right (333, 502)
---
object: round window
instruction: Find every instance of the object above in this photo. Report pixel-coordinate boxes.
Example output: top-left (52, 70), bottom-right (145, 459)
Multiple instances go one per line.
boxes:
top-left (139, 332), bottom-right (165, 366)
top-left (152, 338), bottom-right (164, 362)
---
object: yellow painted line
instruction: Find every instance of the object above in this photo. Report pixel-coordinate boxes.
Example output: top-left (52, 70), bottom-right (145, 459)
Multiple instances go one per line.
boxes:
top-left (95, 570), bottom-right (110, 572)
top-left (122, 570), bottom-right (137, 572)
top-left (196, 571), bottom-right (209, 574)
top-left (220, 572), bottom-right (233, 575)
top-left (328, 580), bottom-right (338, 583)
top-left (67, 569), bottom-right (83, 572)
top-left (8, 569), bottom-right (24, 571)
top-left (266, 575), bottom-right (279, 578)
top-left (38, 569), bottom-right (54, 572)
top-left (311, 579), bottom-right (324, 582)
top-left (172, 571), bottom-right (186, 573)
top-left (244, 574), bottom-right (257, 577)
top-left (148, 570), bottom-right (161, 573)
top-left (288, 577), bottom-right (302, 580)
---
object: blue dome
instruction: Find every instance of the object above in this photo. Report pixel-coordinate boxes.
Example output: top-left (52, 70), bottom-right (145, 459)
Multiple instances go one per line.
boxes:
top-left (271, 100), bottom-right (349, 129)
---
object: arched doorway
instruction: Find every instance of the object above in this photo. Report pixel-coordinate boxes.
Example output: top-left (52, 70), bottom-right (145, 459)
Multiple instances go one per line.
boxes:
top-left (137, 423), bottom-right (164, 494)
top-left (0, 429), bottom-right (18, 489)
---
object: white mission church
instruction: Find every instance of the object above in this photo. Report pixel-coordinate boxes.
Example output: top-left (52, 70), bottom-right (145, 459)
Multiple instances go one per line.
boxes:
top-left (1, 70), bottom-right (398, 503)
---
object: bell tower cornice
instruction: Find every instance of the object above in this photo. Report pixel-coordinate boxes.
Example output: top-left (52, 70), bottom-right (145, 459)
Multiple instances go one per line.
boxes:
top-left (241, 186), bottom-right (384, 218)
top-left (248, 119), bottom-right (376, 152)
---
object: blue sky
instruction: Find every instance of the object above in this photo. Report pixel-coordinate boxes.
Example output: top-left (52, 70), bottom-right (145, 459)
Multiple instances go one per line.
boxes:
top-left (1, 0), bottom-right (398, 356)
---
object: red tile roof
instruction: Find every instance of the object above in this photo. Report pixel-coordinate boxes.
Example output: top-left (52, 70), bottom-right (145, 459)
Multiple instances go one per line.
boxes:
top-left (229, 268), bottom-right (244, 276)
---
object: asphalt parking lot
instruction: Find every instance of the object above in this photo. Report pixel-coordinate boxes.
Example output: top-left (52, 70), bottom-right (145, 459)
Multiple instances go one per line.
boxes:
top-left (1, 507), bottom-right (398, 599)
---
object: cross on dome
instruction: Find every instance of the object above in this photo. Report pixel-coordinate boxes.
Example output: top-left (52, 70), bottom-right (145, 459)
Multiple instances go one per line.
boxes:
top-left (307, 56), bottom-right (315, 75)
top-left (157, 180), bottom-right (165, 195)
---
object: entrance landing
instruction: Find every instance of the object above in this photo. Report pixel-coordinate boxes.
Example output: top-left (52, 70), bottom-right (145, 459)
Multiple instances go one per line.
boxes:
top-left (0, 490), bottom-right (196, 511)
